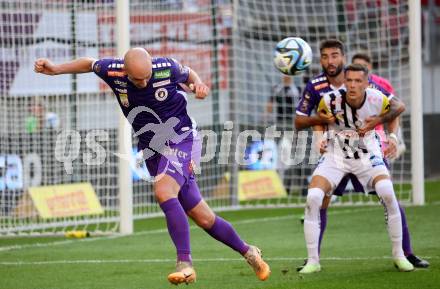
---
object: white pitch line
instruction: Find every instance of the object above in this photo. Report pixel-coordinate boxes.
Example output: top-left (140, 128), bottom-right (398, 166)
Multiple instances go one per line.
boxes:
top-left (0, 207), bottom-right (383, 253)
top-left (0, 256), bottom-right (438, 266)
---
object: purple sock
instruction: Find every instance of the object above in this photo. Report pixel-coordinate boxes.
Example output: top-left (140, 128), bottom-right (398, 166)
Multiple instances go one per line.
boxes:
top-left (318, 208), bottom-right (328, 255)
top-left (160, 198), bottom-right (192, 263)
top-left (205, 216), bottom-right (249, 255)
top-left (399, 204), bottom-right (413, 256)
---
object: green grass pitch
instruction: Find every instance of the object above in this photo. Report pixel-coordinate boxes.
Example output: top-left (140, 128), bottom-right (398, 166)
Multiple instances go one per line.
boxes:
top-left (1, 181), bottom-right (439, 289)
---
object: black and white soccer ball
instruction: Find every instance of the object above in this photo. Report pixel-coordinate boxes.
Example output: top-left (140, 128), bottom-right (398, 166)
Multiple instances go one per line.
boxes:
top-left (273, 37), bottom-right (313, 75)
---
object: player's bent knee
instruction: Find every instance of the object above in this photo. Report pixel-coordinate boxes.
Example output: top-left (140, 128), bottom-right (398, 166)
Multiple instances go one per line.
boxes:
top-left (307, 188), bottom-right (325, 207)
top-left (374, 178), bottom-right (396, 204)
top-left (154, 189), bottom-right (176, 204)
top-left (194, 216), bottom-right (215, 229)
top-left (154, 175), bottom-right (180, 204)
top-left (187, 201), bottom-right (216, 229)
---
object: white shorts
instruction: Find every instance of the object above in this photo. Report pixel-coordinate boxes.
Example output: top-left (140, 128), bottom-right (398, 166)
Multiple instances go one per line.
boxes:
top-left (312, 153), bottom-right (389, 192)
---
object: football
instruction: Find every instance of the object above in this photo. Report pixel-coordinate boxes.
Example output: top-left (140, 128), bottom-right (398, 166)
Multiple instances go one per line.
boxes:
top-left (273, 37), bottom-right (312, 75)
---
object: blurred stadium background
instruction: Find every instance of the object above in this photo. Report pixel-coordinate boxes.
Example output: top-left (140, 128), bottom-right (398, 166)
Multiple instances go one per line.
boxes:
top-left (0, 1), bottom-right (439, 287)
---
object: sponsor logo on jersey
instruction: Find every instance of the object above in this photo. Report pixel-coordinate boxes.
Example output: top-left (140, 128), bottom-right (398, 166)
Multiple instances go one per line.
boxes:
top-left (154, 88), bottom-right (168, 101)
top-left (152, 79), bottom-right (171, 88)
top-left (115, 88), bottom-right (127, 93)
top-left (163, 147), bottom-right (188, 159)
top-left (154, 69), bottom-right (171, 79)
top-left (108, 70), bottom-right (126, 77)
top-left (314, 82), bottom-right (329, 90)
top-left (114, 80), bottom-right (127, 87)
top-left (118, 93), bottom-right (129, 107)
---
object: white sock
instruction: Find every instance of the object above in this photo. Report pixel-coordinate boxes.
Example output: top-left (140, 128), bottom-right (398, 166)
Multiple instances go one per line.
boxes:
top-left (304, 187), bottom-right (325, 265)
top-left (375, 179), bottom-right (404, 259)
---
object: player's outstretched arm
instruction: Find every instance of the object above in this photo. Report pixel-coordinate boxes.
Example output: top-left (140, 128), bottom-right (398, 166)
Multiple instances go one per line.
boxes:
top-left (185, 68), bottom-right (209, 99)
top-left (34, 57), bottom-right (96, 75)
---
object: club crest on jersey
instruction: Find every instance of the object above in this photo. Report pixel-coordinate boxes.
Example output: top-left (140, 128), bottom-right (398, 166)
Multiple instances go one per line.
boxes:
top-left (355, 120), bottom-right (363, 128)
top-left (155, 88), bottom-right (168, 101)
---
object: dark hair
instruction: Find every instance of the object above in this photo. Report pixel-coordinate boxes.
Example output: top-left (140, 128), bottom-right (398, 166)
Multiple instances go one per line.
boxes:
top-left (344, 63), bottom-right (369, 76)
top-left (319, 39), bottom-right (345, 55)
top-left (352, 52), bottom-right (371, 64)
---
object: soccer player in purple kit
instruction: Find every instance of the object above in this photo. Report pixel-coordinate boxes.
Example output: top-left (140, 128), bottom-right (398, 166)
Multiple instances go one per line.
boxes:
top-left (34, 47), bottom-right (271, 285)
top-left (294, 39), bottom-right (428, 272)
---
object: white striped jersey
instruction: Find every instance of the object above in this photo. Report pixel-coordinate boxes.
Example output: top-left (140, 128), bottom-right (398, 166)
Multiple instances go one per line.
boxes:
top-left (317, 87), bottom-right (390, 159)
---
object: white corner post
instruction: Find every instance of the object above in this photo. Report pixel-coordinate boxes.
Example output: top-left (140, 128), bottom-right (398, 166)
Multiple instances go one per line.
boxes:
top-left (409, 0), bottom-right (425, 205)
top-left (117, 0), bottom-right (133, 234)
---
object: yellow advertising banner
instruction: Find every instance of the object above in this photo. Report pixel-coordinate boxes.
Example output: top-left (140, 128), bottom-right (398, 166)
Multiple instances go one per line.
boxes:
top-left (29, 183), bottom-right (103, 219)
top-left (238, 170), bottom-right (287, 201)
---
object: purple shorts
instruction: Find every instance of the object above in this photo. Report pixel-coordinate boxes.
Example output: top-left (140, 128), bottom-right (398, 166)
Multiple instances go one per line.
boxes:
top-left (333, 158), bottom-right (390, 196)
top-left (145, 135), bottom-right (203, 211)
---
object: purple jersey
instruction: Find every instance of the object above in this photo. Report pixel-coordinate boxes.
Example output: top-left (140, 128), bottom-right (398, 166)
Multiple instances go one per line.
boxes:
top-left (296, 72), bottom-right (394, 116)
top-left (92, 57), bottom-right (194, 152)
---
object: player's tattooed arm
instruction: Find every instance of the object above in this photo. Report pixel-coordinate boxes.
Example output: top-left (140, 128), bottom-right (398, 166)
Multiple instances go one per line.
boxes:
top-left (380, 96), bottom-right (405, 124)
top-left (358, 96), bottom-right (405, 135)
